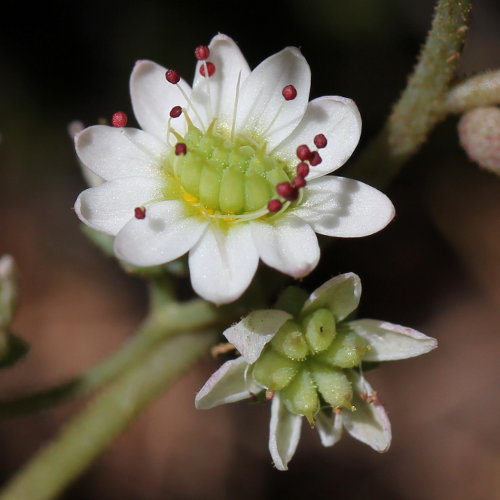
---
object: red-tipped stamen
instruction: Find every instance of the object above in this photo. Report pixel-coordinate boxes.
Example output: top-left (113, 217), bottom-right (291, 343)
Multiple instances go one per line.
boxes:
top-left (170, 106), bottom-right (182, 118)
top-left (277, 182), bottom-right (299, 202)
top-left (293, 176), bottom-right (307, 188)
top-left (111, 111), bottom-right (128, 128)
top-left (267, 199), bottom-right (283, 212)
top-left (165, 69), bottom-right (181, 84)
top-left (175, 143), bottom-right (187, 155)
top-left (296, 144), bottom-right (311, 161)
top-left (134, 206), bottom-right (146, 219)
top-left (195, 45), bottom-right (210, 60)
top-left (199, 62), bottom-right (216, 77)
top-left (314, 133), bottom-right (327, 149)
top-left (296, 162), bottom-right (310, 178)
top-left (309, 151), bottom-right (322, 166)
top-left (282, 84), bottom-right (297, 101)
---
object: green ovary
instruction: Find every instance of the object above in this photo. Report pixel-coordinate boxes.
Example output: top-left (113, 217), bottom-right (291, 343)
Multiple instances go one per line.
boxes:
top-left (167, 124), bottom-right (292, 215)
top-left (252, 310), bottom-right (368, 419)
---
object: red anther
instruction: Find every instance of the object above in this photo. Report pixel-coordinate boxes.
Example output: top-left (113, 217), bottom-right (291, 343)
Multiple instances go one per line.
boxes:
top-left (134, 206), bottom-right (146, 219)
top-left (165, 69), bottom-right (181, 84)
top-left (175, 142), bottom-right (187, 155)
top-left (314, 133), bottom-right (328, 149)
top-left (282, 84), bottom-right (297, 101)
top-left (293, 176), bottom-right (307, 188)
top-left (195, 45), bottom-right (210, 60)
top-left (170, 106), bottom-right (182, 118)
top-left (267, 199), bottom-right (283, 212)
top-left (296, 162), bottom-right (310, 178)
top-left (276, 182), bottom-right (299, 202)
top-left (199, 61), bottom-right (216, 77)
top-left (111, 111), bottom-right (128, 128)
top-left (296, 144), bottom-right (311, 161)
top-left (309, 151), bottom-right (322, 166)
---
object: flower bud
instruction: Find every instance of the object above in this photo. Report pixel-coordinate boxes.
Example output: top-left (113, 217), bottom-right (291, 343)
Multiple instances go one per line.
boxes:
top-left (458, 107), bottom-right (500, 175)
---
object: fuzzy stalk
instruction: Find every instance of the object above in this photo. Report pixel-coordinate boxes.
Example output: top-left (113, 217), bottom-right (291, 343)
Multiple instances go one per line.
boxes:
top-left (0, 330), bottom-right (217, 500)
top-left (348, 0), bottom-right (472, 188)
top-left (0, 298), bottom-right (221, 417)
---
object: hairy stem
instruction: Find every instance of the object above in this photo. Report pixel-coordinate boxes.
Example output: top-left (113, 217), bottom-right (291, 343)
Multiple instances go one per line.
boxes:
top-left (0, 298), bottom-right (222, 417)
top-left (348, 0), bottom-right (472, 188)
top-left (0, 330), bottom-right (217, 500)
top-left (444, 69), bottom-right (500, 113)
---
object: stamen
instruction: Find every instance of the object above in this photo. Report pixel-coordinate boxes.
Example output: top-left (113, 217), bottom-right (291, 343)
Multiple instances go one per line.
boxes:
top-left (293, 176), bottom-right (306, 188)
top-left (265, 391), bottom-right (275, 400)
top-left (169, 106), bottom-right (183, 118)
top-left (309, 151), bottom-right (322, 166)
top-left (276, 182), bottom-right (299, 202)
top-left (296, 162), bottom-right (309, 178)
top-left (360, 391), bottom-right (378, 404)
top-left (314, 133), bottom-right (328, 149)
top-left (175, 142), bottom-right (187, 155)
top-left (296, 144), bottom-right (311, 161)
top-left (282, 85), bottom-right (297, 101)
top-left (165, 69), bottom-right (181, 84)
top-left (111, 111), bottom-right (128, 128)
top-left (134, 206), bottom-right (146, 219)
top-left (195, 45), bottom-right (210, 60)
top-left (267, 199), bottom-right (283, 212)
top-left (199, 62), bottom-right (216, 77)
top-left (230, 71), bottom-right (243, 140)
top-left (164, 74), bottom-right (206, 130)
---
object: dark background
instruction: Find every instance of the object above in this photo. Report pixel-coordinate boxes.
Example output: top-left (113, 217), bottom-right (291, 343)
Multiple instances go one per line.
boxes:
top-left (1, 0), bottom-right (499, 498)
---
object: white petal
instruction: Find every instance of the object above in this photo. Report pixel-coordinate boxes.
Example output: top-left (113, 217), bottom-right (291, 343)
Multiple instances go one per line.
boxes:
top-left (269, 394), bottom-right (302, 471)
top-left (223, 310), bottom-right (292, 364)
top-left (114, 200), bottom-right (207, 266)
top-left (130, 60), bottom-right (192, 140)
top-left (250, 215), bottom-right (320, 278)
top-left (195, 357), bottom-right (257, 409)
top-left (346, 319), bottom-right (438, 361)
top-left (191, 34), bottom-right (251, 127)
top-left (273, 96), bottom-right (361, 179)
top-left (316, 410), bottom-right (343, 447)
top-left (235, 47), bottom-right (310, 150)
top-left (343, 371), bottom-right (391, 452)
top-left (75, 177), bottom-right (164, 236)
top-left (80, 163), bottom-right (104, 188)
top-left (75, 125), bottom-right (168, 181)
top-left (294, 176), bottom-right (395, 237)
top-left (189, 223), bottom-right (259, 305)
top-left (302, 273), bottom-right (361, 321)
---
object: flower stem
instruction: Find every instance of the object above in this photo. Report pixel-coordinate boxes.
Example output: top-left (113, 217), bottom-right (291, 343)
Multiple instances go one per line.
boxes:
top-left (0, 298), bottom-right (222, 417)
top-left (0, 329), bottom-right (217, 500)
top-left (444, 69), bottom-right (500, 113)
top-left (347, 0), bottom-right (472, 188)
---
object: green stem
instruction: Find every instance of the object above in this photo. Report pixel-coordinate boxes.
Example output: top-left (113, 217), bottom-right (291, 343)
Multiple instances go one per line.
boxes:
top-left (347, 0), bottom-right (472, 188)
top-left (0, 298), bottom-right (221, 417)
top-left (444, 69), bottom-right (500, 113)
top-left (0, 330), bottom-right (217, 500)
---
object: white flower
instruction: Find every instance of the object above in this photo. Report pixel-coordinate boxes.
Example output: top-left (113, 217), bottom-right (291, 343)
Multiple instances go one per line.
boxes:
top-left (195, 273), bottom-right (437, 470)
top-left (74, 34), bottom-right (395, 304)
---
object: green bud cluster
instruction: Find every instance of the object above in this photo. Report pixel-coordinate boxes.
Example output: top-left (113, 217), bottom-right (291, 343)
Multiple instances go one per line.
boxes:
top-left (169, 125), bottom-right (292, 215)
top-left (252, 308), bottom-right (368, 422)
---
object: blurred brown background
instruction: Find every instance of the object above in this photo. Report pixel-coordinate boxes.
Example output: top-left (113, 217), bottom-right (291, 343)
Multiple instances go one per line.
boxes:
top-left (1, 0), bottom-right (499, 498)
